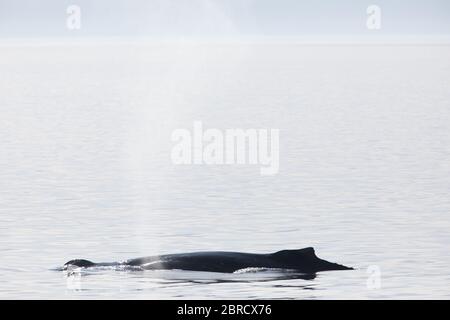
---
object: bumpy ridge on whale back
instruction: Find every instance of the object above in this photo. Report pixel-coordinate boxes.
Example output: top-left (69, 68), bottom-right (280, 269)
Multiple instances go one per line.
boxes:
top-left (64, 259), bottom-right (96, 268)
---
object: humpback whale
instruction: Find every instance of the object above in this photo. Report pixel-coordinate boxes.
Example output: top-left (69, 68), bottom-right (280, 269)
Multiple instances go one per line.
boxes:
top-left (64, 247), bottom-right (353, 274)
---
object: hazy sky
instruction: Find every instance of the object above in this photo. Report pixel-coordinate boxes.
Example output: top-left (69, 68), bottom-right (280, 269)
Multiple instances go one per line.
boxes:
top-left (1, 0), bottom-right (450, 38)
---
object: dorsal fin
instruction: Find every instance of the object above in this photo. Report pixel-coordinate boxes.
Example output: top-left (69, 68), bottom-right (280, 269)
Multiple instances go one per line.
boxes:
top-left (272, 247), bottom-right (318, 260)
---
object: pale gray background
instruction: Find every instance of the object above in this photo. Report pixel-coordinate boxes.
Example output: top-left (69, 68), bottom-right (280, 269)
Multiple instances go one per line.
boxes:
top-left (0, 1), bottom-right (449, 299)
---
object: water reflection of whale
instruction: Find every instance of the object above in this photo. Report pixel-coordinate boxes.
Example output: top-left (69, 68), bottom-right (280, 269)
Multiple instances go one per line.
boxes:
top-left (157, 269), bottom-right (319, 284)
top-left (63, 247), bottom-right (352, 275)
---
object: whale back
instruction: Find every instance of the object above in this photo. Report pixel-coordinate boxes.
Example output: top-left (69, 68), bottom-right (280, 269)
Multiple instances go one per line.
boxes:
top-left (62, 248), bottom-right (353, 273)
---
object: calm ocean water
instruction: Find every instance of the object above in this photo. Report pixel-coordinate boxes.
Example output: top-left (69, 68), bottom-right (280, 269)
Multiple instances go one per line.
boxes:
top-left (0, 42), bottom-right (449, 299)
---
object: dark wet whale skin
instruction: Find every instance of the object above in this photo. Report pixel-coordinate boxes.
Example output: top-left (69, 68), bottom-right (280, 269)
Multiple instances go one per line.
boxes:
top-left (64, 247), bottom-right (353, 273)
